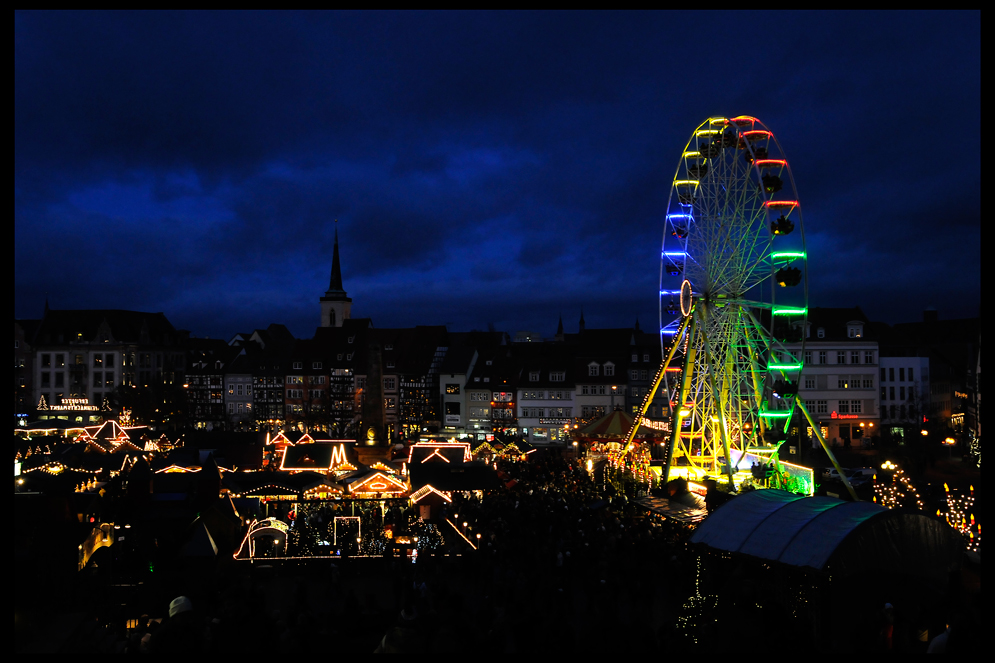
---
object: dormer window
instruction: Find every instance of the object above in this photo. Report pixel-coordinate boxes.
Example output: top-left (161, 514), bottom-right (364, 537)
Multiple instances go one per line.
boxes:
top-left (348, 336), bottom-right (355, 344)
top-left (588, 362), bottom-right (600, 377)
top-left (604, 362), bottom-right (615, 377)
top-left (847, 322), bottom-right (864, 338)
top-left (817, 328), bottom-right (825, 339)
top-left (529, 371), bottom-right (539, 382)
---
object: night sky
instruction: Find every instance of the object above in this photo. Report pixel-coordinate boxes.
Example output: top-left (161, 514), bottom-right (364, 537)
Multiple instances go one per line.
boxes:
top-left (15, 11), bottom-right (981, 340)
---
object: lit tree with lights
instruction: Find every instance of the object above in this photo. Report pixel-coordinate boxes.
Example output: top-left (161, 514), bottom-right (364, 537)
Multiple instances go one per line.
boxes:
top-left (872, 461), bottom-right (924, 511)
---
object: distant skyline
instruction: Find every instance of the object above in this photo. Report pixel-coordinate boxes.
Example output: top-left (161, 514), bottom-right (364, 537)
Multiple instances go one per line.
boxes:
top-left (15, 11), bottom-right (980, 339)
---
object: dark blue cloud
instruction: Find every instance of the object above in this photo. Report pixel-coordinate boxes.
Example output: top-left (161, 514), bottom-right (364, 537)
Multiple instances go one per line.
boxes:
top-left (15, 11), bottom-right (980, 338)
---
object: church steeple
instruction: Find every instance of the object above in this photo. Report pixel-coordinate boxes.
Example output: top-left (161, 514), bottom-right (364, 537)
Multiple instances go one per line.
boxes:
top-left (320, 221), bottom-right (352, 328)
top-left (327, 226), bottom-right (345, 295)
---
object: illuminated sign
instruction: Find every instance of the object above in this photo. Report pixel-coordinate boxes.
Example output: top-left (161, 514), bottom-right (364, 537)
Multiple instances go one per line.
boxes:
top-left (639, 417), bottom-right (671, 431)
top-left (830, 411), bottom-right (859, 420)
top-left (51, 397), bottom-right (99, 411)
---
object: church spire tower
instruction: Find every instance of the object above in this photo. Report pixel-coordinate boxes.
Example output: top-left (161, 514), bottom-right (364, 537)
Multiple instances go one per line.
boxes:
top-left (320, 222), bottom-right (352, 328)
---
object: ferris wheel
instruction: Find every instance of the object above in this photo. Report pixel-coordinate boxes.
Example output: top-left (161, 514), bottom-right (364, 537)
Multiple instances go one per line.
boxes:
top-left (627, 116), bottom-right (808, 487)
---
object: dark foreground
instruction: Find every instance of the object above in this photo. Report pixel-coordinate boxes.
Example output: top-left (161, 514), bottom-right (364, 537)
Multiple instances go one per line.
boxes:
top-left (16, 453), bottom-right (981, 653)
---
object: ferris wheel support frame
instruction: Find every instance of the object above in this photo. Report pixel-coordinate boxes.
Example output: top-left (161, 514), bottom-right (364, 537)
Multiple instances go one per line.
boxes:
top-left (795, 399), bottom-right (858, 501)
top-left (698, 319), bottom-right (736, 487)
top-left (663, 319), bottom-right (698, 485)
top-left (622, 312), bottom-right (692, 451)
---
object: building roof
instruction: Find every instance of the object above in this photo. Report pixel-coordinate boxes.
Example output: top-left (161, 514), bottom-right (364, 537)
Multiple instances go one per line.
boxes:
top-left (280, 440), bottom-right (356, 472)
top-left (690, 489), bottom-right (962, 584)
top-left (31, 309), bottom-right (182, 346)
top-left (408, 460), bottom-right (503, 491)
top-left (803, 307), bottom-right (874, 341)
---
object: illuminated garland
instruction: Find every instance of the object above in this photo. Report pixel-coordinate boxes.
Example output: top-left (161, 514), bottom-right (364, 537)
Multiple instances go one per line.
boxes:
top-left (872, 463), bottom-right (924, 511)
top-left (938, 483), bottom-right (980, 553)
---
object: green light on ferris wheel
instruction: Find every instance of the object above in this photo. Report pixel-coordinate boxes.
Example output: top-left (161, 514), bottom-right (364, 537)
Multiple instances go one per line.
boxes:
top-left (771, 252), bottom-right (806, 261)
top-left (760, 410), bottom-right (793, 418)
top-left (768, 363), bottom-right (803, 371)
top-left (772, 307), bottom-right (807, 316)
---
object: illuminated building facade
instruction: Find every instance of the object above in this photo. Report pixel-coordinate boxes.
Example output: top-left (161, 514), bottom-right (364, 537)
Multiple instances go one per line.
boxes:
top-left (14, 319), bottom-right (38, 419)
top-left (27, 308), bottom-right (186, 424)
top-left (879, 310), bottom-right (980, 434)
top-left (224, 352), bottom-right (254, 431)
top-left (879, 356), bottom-right (931, 439)
top-left (518, 352), bottom-right (574, 446)
top-left (186, 338), bottom-right (238, 430)
top-left (790, 307), bottom-right (881, 448)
